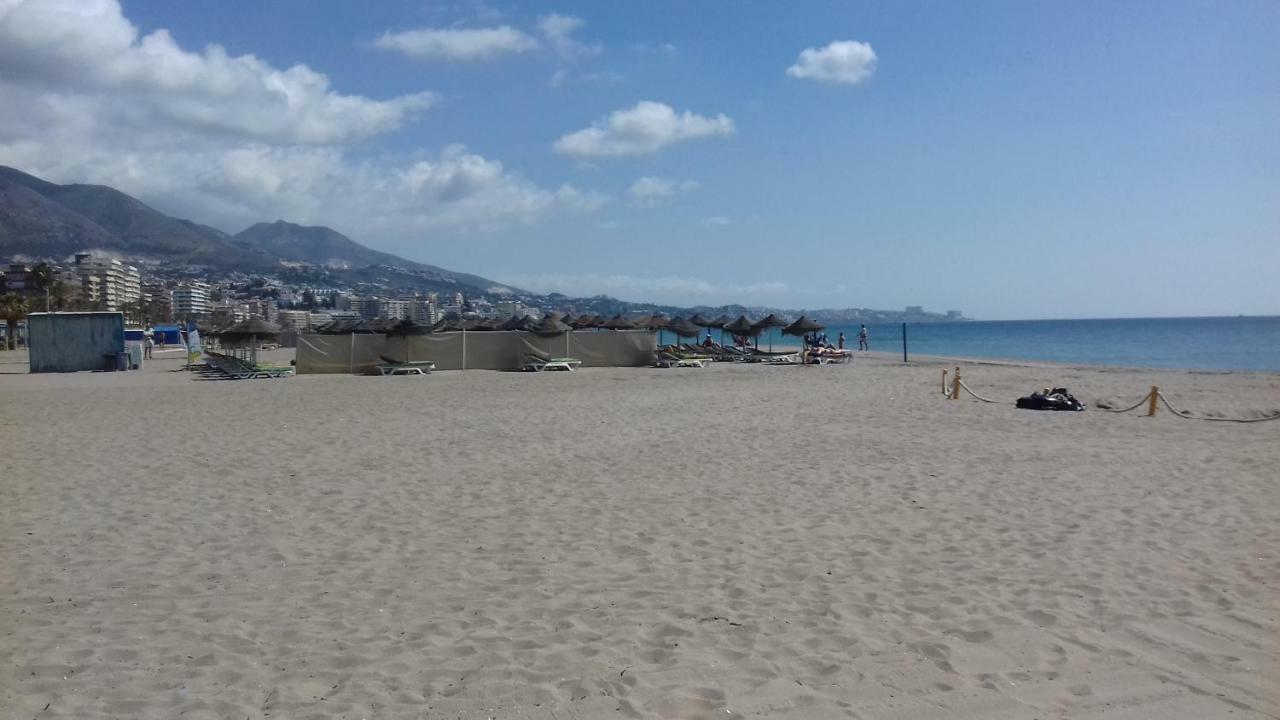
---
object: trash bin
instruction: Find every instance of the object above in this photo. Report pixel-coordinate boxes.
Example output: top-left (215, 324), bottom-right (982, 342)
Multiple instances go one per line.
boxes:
top-left (114, 351), bottom-right (129, 371)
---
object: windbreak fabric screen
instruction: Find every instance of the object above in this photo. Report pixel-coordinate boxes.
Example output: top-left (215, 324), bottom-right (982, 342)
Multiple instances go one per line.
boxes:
top-left (295, 331), bottom-right (655, 374)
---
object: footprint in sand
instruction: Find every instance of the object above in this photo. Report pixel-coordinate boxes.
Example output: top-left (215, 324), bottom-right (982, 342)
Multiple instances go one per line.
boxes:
top-left (1025, 609), bottom-right (1057, 626)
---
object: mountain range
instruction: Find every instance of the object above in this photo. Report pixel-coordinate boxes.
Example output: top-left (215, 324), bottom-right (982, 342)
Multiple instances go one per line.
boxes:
top-left (0, 165), bottom-right (517, 296)
top-left (0, 165), bottom-right (963, 322)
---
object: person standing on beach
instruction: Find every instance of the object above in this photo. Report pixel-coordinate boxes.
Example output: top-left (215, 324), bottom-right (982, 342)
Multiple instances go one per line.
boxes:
top-left (838, 332), bottom-right (846, 350)
top-left (144, 327), bottom-right (154, 358)
top-left (857, 325), bottom-right (869, 351)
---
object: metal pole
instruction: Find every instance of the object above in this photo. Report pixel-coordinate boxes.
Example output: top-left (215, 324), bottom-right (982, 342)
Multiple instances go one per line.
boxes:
top-left (902, 323), bottom-right (908, 362)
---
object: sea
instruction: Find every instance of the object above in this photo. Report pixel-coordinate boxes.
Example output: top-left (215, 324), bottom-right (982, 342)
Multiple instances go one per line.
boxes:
top-left (749, 316), bottom-right (1280, 373)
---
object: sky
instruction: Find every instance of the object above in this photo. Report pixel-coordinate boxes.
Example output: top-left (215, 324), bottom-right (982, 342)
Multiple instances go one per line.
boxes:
top-left (0, 0), bottom-right (1276, 319)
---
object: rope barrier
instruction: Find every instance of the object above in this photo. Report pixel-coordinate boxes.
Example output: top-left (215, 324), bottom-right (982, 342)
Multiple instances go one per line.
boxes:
top-left (1096, 395), bottom-right (1152, 414)
top-left (1156, 392), bottom-right (1280, 423)
top-left (941, 370), bottom-right (1280, 423)
top-left (956, 379), bottom-right (1003, 404)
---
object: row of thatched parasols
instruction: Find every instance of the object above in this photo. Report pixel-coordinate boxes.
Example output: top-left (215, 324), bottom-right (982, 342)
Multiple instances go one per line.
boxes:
top-left (205, 311), bottom-right (829, 366)
top-left (306, 311), bottom-right (824, 337)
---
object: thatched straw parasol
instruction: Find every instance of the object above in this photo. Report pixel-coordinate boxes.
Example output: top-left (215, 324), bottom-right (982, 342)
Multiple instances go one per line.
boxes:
top-left (752, 313), bottom-right (788, 351)
top-left (782, 315), bottom-right (825, 337)
top-left (664, 316), bottom-right (703, 347)
top-left (499, 314), bottom-right (536, 331)
top-left (383, 318), bottom-right (433, 364)
top-left (528, 313), bottom-right (574, 358)
top-left (706, 313), bottom-right (733, 344)
top-left (601, 314), bottom-right (636, 330)
top-left (219, 317), bottom-right (281, 364)
top-left (722, 315), bottom-right (760, 348)
top-left (528, 313), bottom-right (572, 337)
top-left (570, 314), bottom-right (601, 330)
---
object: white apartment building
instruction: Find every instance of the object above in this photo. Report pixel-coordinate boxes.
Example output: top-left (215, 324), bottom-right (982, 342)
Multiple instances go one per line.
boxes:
top-left (276, 309), bottom-right (311, 332)
top-left (349, 296), bottom-right (380, 319)
top-left (400, 296), bottom-right (437, 324)
top-left (495, 301), bottom-right (534, 319)
top-left (73, 254), bottom-right (141, 310)
top-left (172, 282), bottom-right (210, 317)
top-left (379, 299), bottom-right (410, 320)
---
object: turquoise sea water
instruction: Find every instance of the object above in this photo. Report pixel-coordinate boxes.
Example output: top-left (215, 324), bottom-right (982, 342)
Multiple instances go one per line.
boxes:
top-left (749, 316), bottom-right (1280, 373)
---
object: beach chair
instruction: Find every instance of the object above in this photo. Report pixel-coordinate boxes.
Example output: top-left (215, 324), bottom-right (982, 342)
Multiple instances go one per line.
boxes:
top-left (656, 350), bottom-right (706, 368)
top-left (523, 355), bottom-right (582, 372)
top-left (377, 355), bottom-right (435, 376)
top-left (750, 349), bottom-right (800, 365)
top-left (811, 349), bottom-right (852, 364)
top-left (204, 352), bottom-right (293, 379)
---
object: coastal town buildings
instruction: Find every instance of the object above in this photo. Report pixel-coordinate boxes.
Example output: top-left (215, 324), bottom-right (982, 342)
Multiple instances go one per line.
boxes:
top-left (73, 254), bottom-right (141, 310)
top-left (276, 309), bottom-right (311, 332)
top-left (172, 282), bottom-right (209, 317)
top-left (4, 263), bottom-right (33, 293)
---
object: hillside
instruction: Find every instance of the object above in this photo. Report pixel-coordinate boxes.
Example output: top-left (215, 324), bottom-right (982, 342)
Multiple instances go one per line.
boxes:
top-left (233, 220), bottom-right (517, 293)
top-left (0, 174), bottom-right (121, 256)
top-left (0, 166), bottom-right (518, 294)
top-left (0, 166), bottom-right (278, 268)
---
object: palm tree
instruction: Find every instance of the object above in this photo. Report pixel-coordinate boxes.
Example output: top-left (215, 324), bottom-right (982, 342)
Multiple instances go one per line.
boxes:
top-left (1, 293), bottom-right (30, 350)
top-left (30, 263), bottom-right (55, 312)
top-left (49, 280), bottom-right (73, 312)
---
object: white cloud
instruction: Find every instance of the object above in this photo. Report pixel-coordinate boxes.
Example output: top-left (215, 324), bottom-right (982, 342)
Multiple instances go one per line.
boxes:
top-left (702, 215), bottom-right (730, 227)
top-left (549, 68), bottom-right (623, 88)
top-left (0, 0), bottom-right (434, 145)
top-left (554, 101), bottom-right (735, 159)
top-left (787, 40), bottom-right (877, 85)
top-left (634, 42), bottom-right (678, 56)
top-left (625, 176), bottom-right (700, 206)
top-left (537, 13), bottom-right (601, 59)
top-left (373, 26), bottom-right (538, 62)
top-left (0, 0), bottom-right (602, 242)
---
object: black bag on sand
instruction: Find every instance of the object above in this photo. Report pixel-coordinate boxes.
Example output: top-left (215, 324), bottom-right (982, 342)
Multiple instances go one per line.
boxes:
top-left (1016, 387), bottom-right (1086, 412)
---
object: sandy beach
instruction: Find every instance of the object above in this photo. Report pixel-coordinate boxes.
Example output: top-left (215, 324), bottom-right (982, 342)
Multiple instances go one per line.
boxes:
top-left (2, 349), bottom-right (1277, 719)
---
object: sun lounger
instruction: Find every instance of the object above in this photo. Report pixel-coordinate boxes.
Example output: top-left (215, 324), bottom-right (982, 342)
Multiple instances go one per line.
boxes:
top-left (656, 350), bottom-right (707, 368)
top-left (524, 355), bottom-right (582, 371)
top-left (377, 356), bottom-right (435, 375)
top-left (813, 349), bottom-right (852, 364)
top-left (203, 352), bottom-right (293, 379)
top-left (750, 349), bottom-right (800, 365)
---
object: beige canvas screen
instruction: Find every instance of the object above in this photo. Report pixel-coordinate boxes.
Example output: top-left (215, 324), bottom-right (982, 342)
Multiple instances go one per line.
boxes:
top-left (295, 330), bottom-right (656, 374)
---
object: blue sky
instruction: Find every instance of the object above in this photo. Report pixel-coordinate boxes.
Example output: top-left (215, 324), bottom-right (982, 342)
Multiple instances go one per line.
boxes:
top-left (0, 1), bottom-right (1276, 318)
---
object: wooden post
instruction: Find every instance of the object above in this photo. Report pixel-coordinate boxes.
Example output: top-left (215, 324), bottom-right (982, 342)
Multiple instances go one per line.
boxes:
top-left (942, 369), bottom-right (948, 394)
top-left (950, 367), bottom-right (962, 400)
top-left (1147, 385), bottom-right (1159, 416)
top-left (902, 322), bottom-right (908, 363)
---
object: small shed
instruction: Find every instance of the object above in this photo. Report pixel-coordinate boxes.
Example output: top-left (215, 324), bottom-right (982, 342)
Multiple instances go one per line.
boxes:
top-left (27, 312), bottom-right (126, 373)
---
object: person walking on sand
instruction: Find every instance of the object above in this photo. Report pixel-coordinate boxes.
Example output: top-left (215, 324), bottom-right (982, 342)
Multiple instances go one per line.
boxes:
top-left (857, 324), bottom-right (869, 351)
top-left (143, 326), bottom-right (154, 359)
